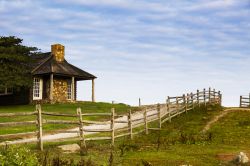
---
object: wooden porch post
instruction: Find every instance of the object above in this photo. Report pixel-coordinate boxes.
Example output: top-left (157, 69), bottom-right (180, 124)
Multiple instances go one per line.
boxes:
top-left (50, 74), bottom-right (53, 101)
top-left (92, 79), bottom-right (95, 102)
top-left (72, 77), bottom-right (75, 101)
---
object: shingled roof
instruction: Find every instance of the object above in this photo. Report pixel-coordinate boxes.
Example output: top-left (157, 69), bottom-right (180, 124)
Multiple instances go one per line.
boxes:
top-left (31, 52), bottom-right (96, 80)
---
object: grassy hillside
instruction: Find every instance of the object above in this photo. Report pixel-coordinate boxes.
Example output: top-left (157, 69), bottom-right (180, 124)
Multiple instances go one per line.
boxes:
top-left (119, 105), bottom-right (250, 166)
top-left (1, 104), bottom-right (250, 165)
top-left (0, 102), bottom-right (134, 136)
top-left (31, 104), bottom-right (250, 166)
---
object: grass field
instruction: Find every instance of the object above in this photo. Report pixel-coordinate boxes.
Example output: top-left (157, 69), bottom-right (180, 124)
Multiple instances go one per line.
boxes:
top-left (118, 106), bottom-right (250, 165)
top-left (26, 104), bottom-right (250, 166)
top-left (1, 104), bottom-right (250, 165)
top-left (0, 102), bottom-right (134, 136)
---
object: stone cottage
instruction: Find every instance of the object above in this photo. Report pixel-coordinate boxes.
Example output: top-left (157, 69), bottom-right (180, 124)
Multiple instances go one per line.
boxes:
top-left (0, 44), bottom-right (96, 105)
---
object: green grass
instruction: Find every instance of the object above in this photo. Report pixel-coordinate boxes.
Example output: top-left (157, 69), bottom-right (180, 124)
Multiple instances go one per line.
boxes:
top-left (0, 102), bottom-right (135, 136)
top-left (1, 104), bottom-right (250, 165)
top-left (117, 105), bottom-right (250, 166)
top-left (23, 104), bottom-right (250, 166)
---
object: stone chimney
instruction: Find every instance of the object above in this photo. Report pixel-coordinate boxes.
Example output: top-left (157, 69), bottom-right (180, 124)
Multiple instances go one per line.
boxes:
top-left (51, 44), bottom-right (65, 62)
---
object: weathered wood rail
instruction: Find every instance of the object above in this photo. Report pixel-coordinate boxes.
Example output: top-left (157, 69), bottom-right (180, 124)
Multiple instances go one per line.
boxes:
top-left (240, 94), bottom-right (250, 108)
top-left (0, 88), bottom-right (221, 151)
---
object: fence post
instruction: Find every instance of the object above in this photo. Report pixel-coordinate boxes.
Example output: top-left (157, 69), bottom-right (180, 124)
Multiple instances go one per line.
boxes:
top-left (218, 91), bottom-right (222, 106)
top-left (197, 90), bottom-right (200, 107)
top-left (208, 87), bottom-right (211, 103)
top-left (176, 97), bottom-right (179, 115)
top-left (111, 108), bottom-right (115, 146)
top-left (188, 93), bottom-right (191, 110)
top-left (157, 103), bottom-right (161, 129)
top-left (167, 96), bottom-right (171, 122)
top-left (249, 94), bottom-right (250, 107)
top-left (213, 89), bottom-right (216, 102)
top-left (144, 108), bottom-right (148, 134)
top-left (203, 88), bottom-right (206, 107)
top-left (240, 96), bottom-right (242, 107)
top-left (139, 98), bottom-right (141, 107)
top-left (191, 92), bottom-right (194, 110)
top-left (36, 104), bottom-right (43, 151)
top-left (248, 94), bottom-right (250, 107)
top-left (183, 94), bottom-right (187, 113)
top-left (77, 108), bottom-right (86, 150)
top-left (128, 109), bottom-right (133, 139)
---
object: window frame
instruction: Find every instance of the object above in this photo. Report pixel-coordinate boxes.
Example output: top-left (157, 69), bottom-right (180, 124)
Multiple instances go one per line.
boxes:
top-left (0, 88), bottom-right (13, 96)
top-left (33, 77), bottom-right (43, 100)
top-left (67, 80), bottom-right (72, 100)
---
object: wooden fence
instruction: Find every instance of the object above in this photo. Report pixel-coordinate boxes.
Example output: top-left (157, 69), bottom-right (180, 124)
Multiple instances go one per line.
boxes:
top-left (0, 88), bottom-right (221, 151)
top-left (240, 94), bottom-right (250, 108)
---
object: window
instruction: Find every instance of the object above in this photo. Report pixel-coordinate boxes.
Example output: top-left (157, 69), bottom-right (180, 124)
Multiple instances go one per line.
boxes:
top-left (0, 88), bottom-right (13, 96)
top-left (67, 80), bottom-right (72, 100)
top-left (33, 78), bottom-right (43, 100)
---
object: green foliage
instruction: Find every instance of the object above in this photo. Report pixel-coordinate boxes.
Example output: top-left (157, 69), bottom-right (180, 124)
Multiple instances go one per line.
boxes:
top-left (50, 156), bottom-right (95, 166)
top-left (108, 151), bottom-right (114, 166)
top-left (0, 145), bottom-right (39, 166)
top-left (118, 140), bottom-right (139, 157)
top-left (38, 149), bottom-right (96, 166)
top-left (0, 36), bottom-right (39, 89)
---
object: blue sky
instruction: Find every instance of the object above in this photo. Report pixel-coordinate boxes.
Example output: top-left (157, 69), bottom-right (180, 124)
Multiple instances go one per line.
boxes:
top-left (0, 0), bottom-right (249, 106)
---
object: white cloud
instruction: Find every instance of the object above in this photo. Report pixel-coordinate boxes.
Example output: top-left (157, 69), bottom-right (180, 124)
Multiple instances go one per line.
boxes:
top-left (0, 0), bottom-right (249, 106)
top-left (215, 9), bottom-right (249, 17)
top-left (186, 0), bottom-right (238, 11)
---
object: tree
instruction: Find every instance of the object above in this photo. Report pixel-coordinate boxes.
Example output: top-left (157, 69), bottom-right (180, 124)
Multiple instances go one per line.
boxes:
top-left (0, 36), bottom-right (39, 90)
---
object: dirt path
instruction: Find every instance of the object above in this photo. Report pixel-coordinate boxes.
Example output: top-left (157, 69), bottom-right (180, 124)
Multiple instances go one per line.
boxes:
top-left (6, 106), bottom-right (247, 145)
top-left (0, 106), bottom-right (169, 145)
top-left (202, 107), bottom-right (250, 132)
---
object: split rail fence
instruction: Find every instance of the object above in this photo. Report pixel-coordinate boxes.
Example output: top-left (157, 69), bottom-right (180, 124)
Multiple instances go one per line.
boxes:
top-left (240, 94), bottom-right (250, 108)
top-left (0, 88), bottom-right (222, 151)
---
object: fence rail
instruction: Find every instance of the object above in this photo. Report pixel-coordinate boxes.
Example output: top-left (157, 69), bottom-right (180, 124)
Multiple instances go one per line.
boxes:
top-left (240, 94), bottom-right (250, 108)
top-left (0, 87), bottom-right (222, 151)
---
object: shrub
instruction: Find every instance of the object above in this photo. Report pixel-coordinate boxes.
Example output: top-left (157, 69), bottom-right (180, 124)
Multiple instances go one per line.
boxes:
top-left (38, 150), bottom-right (96, 166)
top-left (0, 145), bottom-right (39, 166)
top-left (118, 141), bottom-right (139, 157)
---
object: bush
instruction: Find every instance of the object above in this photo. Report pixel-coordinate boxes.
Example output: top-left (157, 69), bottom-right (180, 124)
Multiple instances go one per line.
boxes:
top-left (38, 149), bottom-right (96, 166)
top-left (0, 145), bottom-right (39, 166)
top-left (118, 141), bottom-right (139, 157)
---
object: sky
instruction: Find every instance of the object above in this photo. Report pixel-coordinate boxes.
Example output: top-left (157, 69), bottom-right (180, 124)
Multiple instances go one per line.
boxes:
top-left (0, 0), bottom-right (249, 106)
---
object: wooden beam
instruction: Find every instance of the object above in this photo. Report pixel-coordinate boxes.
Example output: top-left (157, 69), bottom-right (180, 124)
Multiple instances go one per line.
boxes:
top-left (36, 104), bottom-right (43, 151)
top-left (144, 108), bottom-right (148, 134)
top-left (50, 74), bottom-right (53, 101)
top-left (197, 89), bottom-right (200, 107)
top-left (249, 93), bottom-right (250, 107)
top-left (167, 96), bottom-right (171, 122)
top-left (208, 87), bottom-right (211, 102)
top-left (92, 79), bottom-right (95, 102)
top-left (157, 103), bottom-right (161, 129)
top-left (72, 77), bottom-right (75, 101)
top-left (111, 108), bottom-right (115, 146)
top-left (77, 108), bottom-right (86, 150)
top-left (128, 109), bottom-right (133, 139)
top-left (240, 96), bottom-right (242, 107)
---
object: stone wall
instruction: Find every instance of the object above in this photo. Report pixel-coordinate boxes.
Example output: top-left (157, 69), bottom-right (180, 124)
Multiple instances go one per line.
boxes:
top-left (31, 76), bottom-right (77, 104)
top-left (52, 78), bottom-right (68, 102)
